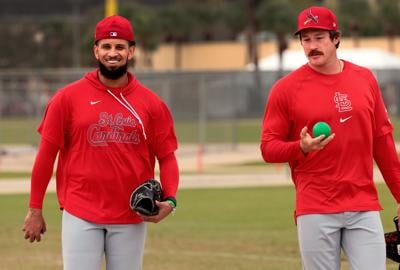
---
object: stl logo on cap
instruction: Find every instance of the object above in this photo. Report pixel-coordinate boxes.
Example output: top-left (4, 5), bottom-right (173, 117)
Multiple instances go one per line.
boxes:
top-left (295, 6), bottom-right (338, 35)
top-left (304, 10), bottom-right (319, 25)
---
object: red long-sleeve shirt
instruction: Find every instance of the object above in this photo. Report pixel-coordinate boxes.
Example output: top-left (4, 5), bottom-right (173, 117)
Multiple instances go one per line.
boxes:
top-left (260, 61), bottom-right (400, 216)
top-left (29, 70), bottom-right (179, 224)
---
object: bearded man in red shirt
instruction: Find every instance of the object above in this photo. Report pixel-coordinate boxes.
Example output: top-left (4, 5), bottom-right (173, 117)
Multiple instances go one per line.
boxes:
top-left (22, 15), bottom-right (179, 270)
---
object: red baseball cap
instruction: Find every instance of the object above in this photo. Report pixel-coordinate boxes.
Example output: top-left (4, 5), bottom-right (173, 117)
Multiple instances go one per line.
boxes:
top-left (295, 6), bottom-right (338, 35)
top-left (95, 15), bottom-right (135, 43)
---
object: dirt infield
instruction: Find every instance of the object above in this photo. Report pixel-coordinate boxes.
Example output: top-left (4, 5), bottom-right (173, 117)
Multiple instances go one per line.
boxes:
top-left (0, 143), bottom-right (293, 193)
top-left (0, 173), bottom-right (293, 194)
top-left (0, 143), bottom-right (264, 172)
top-left (0, 143), bottom-right (385, 194)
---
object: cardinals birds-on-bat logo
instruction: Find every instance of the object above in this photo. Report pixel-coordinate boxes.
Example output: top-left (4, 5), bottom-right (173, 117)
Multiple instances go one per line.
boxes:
top-left (304, 9), bottom-right (319, 25)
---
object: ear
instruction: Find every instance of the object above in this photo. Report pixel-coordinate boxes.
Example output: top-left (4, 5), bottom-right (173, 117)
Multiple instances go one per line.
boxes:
top-left (93, 44), bottom-right (99, 60)
top-left (333, 32), bottom-right (341, 46)
top-left (127, 46), bottom-right (135, 60)
top-left (334, 37), bottom-right (340, 47)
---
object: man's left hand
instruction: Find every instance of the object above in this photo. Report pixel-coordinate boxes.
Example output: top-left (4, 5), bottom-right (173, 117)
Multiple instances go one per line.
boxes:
top-left (137, 201), bottom-right (174, 223)
top-left (397, 204), bottom-right (400, 219)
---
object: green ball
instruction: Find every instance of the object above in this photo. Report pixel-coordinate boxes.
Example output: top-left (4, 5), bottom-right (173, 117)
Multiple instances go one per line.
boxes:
top-left (312, 121), bottom-right (331, 138)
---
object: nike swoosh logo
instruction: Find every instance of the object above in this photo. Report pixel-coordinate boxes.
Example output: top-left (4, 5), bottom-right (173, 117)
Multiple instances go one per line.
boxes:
top-left (340, 116), bottom-right (352, 123)
top-left (90, 100), bottom-right (102, 105)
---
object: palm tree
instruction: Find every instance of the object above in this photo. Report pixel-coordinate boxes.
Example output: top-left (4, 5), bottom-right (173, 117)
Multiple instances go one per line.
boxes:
top-left (378, 0), bottom-right (400, 52)
top-left (159, 4), bottom-right (196, 70)
top-left (120, 3), bottom-right (162, 69)
top-left (257, 0), bottom-right (297, 77)
top-left (337, 0), bottom-right (375, 47)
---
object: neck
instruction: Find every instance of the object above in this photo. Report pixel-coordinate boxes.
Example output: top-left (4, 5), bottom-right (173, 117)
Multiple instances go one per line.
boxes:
top-left (98, 72), bottom-right (129, 88)
top-left (308, 58), bottom-right (343, 75)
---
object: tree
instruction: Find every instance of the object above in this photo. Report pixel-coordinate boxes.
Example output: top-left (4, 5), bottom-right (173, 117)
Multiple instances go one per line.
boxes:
top-left (120, 3), bottom-right (163, 69)
top-left (186, 3), bottom-right (223, 41)
top-left (378, 0), bottom-right (400, 52)
top-left (219, 0), bottom-right (247, 40)
top-left (159, 4), bottom-right (196, 69)
top-left (337, 0), bottom-right (376, 46)
top-left (257, 0), bottom-right (297, 77)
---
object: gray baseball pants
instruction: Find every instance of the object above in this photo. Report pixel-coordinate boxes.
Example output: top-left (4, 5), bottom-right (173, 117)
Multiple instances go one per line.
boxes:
top-left (62, 210), bottom-right (147, 270)
top-left (297, 211), bottom-right (386, 270)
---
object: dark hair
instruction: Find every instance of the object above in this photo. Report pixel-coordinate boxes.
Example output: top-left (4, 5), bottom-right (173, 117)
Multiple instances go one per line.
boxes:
top-left (329, 31), bottom-right (340, 48)
top-left (299, 30), bottom-right (341, 48)
top-left (94, 40), bottom-right (136, 47)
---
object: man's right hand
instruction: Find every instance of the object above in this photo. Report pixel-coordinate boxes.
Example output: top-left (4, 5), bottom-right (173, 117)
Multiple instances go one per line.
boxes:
top-left (299, 126), bottom-right (335, 154)
top-left (22, 208), bottom-right (47, 243)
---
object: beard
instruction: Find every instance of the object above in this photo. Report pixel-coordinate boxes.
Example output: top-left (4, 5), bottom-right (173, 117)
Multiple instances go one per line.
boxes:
top-left (98, 61), bottom-right (128, 80)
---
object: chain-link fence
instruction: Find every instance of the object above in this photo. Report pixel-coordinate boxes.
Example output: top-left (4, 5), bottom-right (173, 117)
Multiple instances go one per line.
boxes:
top-left (1, 68), bottom-right (400, 145)
top-left (0, 69), bottom-right (276, 118)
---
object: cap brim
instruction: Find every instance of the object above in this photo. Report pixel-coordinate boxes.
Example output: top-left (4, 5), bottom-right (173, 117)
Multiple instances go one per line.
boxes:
top-left (294, 26), bottom-right (336, 35)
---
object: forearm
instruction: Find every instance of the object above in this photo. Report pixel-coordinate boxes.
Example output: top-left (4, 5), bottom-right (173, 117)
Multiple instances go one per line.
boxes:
top-left (29, 138), bottom-right (59, 208)
top-left (374, 133), bottom-right (400, 203)
top-left (260, 139), bottom-right (304, 163)
top-left (158, 152), bottom-right (179, 199)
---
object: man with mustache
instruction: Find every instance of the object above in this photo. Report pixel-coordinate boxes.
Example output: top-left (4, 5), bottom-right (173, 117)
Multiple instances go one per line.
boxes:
top-left (260, 6), bottom-right (400, 270)
top-left (22, 15), bottom-right (179, 270)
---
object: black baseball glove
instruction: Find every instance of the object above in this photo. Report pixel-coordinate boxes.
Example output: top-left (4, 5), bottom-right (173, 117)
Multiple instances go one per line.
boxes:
top-left (385, 216), bottom-right (400, 268)
top-left (129, 179), bottom-right (163, 216)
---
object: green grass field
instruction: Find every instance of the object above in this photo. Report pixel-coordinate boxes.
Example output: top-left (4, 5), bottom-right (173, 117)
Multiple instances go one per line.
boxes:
top-left (0, 118), bottom-right (262, 145)
top-left (2, 116), bottom-right (400, 269)
top-left (1, 184), bottom-right (399, 270)
top-left (2, 117), bottom-right (400, 145)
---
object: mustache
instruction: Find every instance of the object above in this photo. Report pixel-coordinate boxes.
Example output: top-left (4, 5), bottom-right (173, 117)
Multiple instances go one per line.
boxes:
top-left (106, 56), bottom-right (121, 61)
top-left (308, 50), bottom-right (323, 57)
top-left (98, 61), bottom-right (128, 80)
